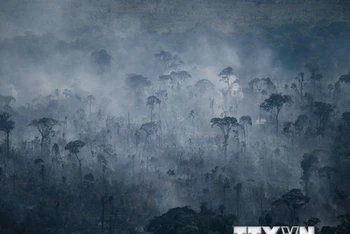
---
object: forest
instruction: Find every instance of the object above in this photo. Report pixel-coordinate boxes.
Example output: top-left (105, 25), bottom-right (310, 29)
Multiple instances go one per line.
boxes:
top-left (0, 0), bottom-right (350, 234)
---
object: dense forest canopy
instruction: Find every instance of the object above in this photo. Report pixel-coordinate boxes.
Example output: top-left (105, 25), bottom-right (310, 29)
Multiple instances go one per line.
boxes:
top-left (0, 0), bottom-right (350, 233)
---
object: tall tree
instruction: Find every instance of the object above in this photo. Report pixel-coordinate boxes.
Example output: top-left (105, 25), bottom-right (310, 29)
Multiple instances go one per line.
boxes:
top-left (86, 95), bottom-right (95, 119)
top-left (260, 93), bottom-right (291, 136)
top-left (218, 67), bottom-right (236, 108)
top-left (312, 102), bottom-right (335, 137)
top-left (146, 96), bottom-right (161, 122)
top-left (301, 152), bottom-right (319, 196)
top-left (239, 115), bottom-right (252, 139)
top-left (294, 72), bottom-right (307, 98)
top-left (0, 112), bottom-right (15, 157)
top-left (234, 182), bottom-right (242, 219)
top-left (306, 65), bottom-right (323, 97)
top-left (65, 140), bottom-right (85, 188)
top-left (140, 122), bottom-right (159, 170)
top-left (126, 74), bottom-right (152, 107)
top-left (28, 117), bottom-right (59, 153)
top-left (273, 189), bottom-right (310, 225)
top-left (91, 49), bottom-right (111, 75)
top-left (154, 50), bottom-right (184, 72)
top-left (210, 116), bottom-right (238, 160)
top-left (170, 70), bottom-right (191, 92)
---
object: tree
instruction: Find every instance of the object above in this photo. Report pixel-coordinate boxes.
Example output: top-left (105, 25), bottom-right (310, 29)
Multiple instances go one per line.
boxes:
top-left (312, 102), bottom-right (335, 137)
top-left (306, 65), bottom-right (323, 97)
top-left (293, 114), bottom-right (309, 138)
top-left (194, 79), bottom-right (215, 93)
top-left (218, 67), bottom-right (236, 108)
top-left (0, 112), bottom-right (15, 157)
top-left (189, 109), bottom-right (199, 138)
top-left (248, 77), bottom-right (276, 96)
top-left (154, 50), bottom-right (184, 72)
top-left (294, 72), bottom-right (307, 98)
top-left (91, 49), bottom-right (111, 74)
top-left (283, 121), bottom-right (295, 144)
top-left (273, 189), bottom-right (310, 225)
top-left (146, 96), bottom-right (161, 122)
top-left (234, 183), bottom-right (242, 219)
top-left (140, 122), bottom-right (159, 170)
top-left (126, 74), bottom-right (152, 90)
top-left (210, 117), bottom-right (238, 160)
top-left (86, 95), bottom-right (95, 119)
top-left (28, 117), bottom-right (59, 153)
top-left (146, 206), bottom-right (236, 234)
top-left (65, 140), bottom-right (85, 188)
top-left (260, 93), bottom-right (292, 136)
top-left (170, 70), bottom-right (192, 92)
top-left (126, 74), bottom-right (152, 106)
top-left (239, 115), bottom-right (252, 139)
top-left (300, 152), bottom-right (318, 195)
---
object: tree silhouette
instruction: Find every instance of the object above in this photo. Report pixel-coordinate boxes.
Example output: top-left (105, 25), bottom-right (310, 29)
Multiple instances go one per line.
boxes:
top-left (301, 152), bottom-right (318, 195)
top-left (65, 140), bottom-right (85, 188)
top-left (0, 112), bottom-right (15, 157)
top-left (239, 115), bottom-right (252, 139)
top-left (248, 77), bottom-right (276, 96)
top-left (312, 102), bottom-right (335, 137)
top-left (91, 49), bottom-right (111, 74)
top-left (218, 67), bottom-right (236, 108)
top-left (126, 74), bottom-right (152, 90)
top-left (195, 79), bottom-right (215, 93)
top-left (188, 109), bottom-right (199, 138)
top-left (86, 95), bottom-right (95, 119)
top-left (170, 70), bottom-right (191, 92)
top-left (154, 50), bottom-right (184, 72)
top-left (308, 67), bottom-right (323, 97)
top-left (294, 72), bottom-right (307, 98)
top-left (234, 182), bottom-right (242, 219)
top-left (146, 206), bottom-right (236, 234)
top-left (260, 93), bottom-right (291, 136)
top-left (126, 74), bottom-right (152, 106)
top-left (210, 117), bottom-right (238, 160)
top-left (293, 114), bottom-right (309, 138)
top-left (273, 189), bottom-right (310, 225)
top-left (140, 122), bottom-right (158, 170)
top-left (28, 117), bottom-right (59, 153)
top-left (146, 96), bottom-right (161, 122)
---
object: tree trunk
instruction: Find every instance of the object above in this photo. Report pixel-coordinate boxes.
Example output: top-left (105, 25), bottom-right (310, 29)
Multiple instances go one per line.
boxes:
top-left (223, 134), bottom-right (229, 161)
top-left (127, 112), bottom-right (130, 129)
top-left (40, 136), bottom-right (44, 155)
top-left (6, 132), bottom-right (10, 157)
top-left (275, 112), bottom-right (280, 136)
top-left (101, 196), bottom-right (105, 234)
top-left (236, 190), bottom-right (240, 219)
top-left (300, 82), bottom-right (303, 98)
top-left (76, 154), bottom-right (83, 189)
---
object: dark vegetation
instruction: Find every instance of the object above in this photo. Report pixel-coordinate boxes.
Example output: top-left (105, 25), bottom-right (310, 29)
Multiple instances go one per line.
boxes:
top-left (0, 1), bottom-right (350, 234)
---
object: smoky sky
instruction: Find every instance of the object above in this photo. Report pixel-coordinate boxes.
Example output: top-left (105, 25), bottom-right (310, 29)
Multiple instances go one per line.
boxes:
top-left (0, 0), bottom-right (349, 107)
top-left (1, 1), bottom-right (350, 228)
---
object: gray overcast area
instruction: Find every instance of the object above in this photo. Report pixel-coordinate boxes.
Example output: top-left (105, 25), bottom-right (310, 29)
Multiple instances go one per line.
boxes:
top-left (0, 0), bottom-right (350, 233)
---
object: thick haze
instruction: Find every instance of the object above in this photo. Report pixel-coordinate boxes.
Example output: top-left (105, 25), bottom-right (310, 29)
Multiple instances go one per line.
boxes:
top-left (0, 0), bottom-right (349, 104)
top-left (0, 0), bottom-right (350, 233)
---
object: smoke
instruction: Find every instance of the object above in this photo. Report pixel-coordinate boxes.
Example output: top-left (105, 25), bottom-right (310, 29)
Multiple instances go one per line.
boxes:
top-left (0, 0), bottom-right (349, 228)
